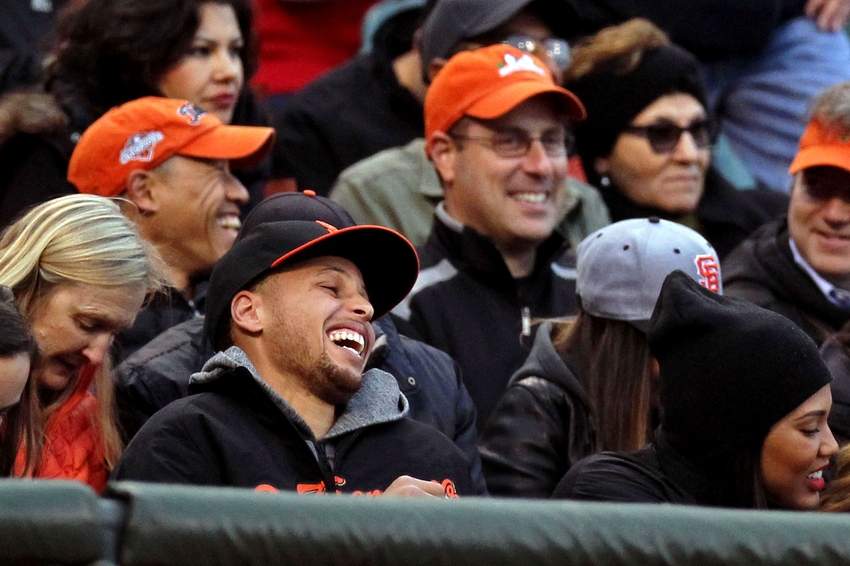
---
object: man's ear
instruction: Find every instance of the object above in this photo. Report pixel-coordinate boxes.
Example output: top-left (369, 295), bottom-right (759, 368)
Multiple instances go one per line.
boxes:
top-left (427, 132), bottom-right (458, 185)
top-left (124, 169), bottom-right (159, 215)
top-left (231, 290), bottom-right (264, 334)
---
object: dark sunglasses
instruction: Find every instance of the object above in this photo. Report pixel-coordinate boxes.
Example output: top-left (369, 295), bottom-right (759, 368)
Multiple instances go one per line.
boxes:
top-left (622, 119), bottom-right (714, 154)
top-left (801, 166), bottom-right (850, 203)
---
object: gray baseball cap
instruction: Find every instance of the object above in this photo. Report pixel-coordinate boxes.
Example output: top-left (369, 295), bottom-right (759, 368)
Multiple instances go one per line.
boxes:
top-left (576, 217), bottom-right (722, 332)
top-left (419, 0), bottom-right (569, 80)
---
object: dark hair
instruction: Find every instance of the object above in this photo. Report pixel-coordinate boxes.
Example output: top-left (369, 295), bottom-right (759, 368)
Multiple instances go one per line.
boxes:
top-left (0, 286), bottom-right (37, 477)
top-left (551, 311), bottom-right (656, 452)
top-left (705, 443), bottom-right (768, 509)
top-left (46, 0), bottom-right (256, 119)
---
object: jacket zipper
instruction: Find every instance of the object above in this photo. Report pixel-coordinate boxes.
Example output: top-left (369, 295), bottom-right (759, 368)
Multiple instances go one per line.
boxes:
top-left (521, 306), bottom-right (531, 337)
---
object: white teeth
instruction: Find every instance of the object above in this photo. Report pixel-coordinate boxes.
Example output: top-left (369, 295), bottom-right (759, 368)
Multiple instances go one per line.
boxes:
top-left (513, 192), bottom-right (547, 204)
top-left (217, 216), bottom-right (241, 230)
top-left (328, 330), bottom-right (365, 355)
top-left (808, 470), bottom-right (823, 479)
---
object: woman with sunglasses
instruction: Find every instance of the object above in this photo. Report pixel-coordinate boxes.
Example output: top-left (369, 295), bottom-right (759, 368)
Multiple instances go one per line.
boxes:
top-left (567, 19), bottom-right (788, 259)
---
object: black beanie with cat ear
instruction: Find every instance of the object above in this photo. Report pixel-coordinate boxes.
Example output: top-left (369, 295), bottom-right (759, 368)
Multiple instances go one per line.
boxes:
top-left (648, 271), bottom-right (832, 464)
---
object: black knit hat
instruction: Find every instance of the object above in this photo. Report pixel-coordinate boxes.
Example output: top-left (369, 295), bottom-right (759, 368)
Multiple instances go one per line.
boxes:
top-left (569, 44), bottom-right (707, 184)
top-left (204, 192), bottom-right (419, 349)
top-left (648, 271), bottom-right (832, 464)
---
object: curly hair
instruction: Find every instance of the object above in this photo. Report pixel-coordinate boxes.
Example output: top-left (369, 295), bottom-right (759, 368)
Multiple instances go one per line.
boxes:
top-left (46, 0), bottom-right (256, 118)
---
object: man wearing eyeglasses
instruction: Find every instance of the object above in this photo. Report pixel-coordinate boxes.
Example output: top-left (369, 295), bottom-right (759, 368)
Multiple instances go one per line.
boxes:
top-left (391, 44), bottom-right (587, 426)
top-left (723, 81), bottom-right (850, 348)
top-left (331, 0), bottom-right (609, 247)
top-left (271, 0), bottom-right (596, 198)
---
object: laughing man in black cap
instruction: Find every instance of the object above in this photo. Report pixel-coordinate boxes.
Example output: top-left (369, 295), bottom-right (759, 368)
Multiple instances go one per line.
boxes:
top-left (112, 218), bottom-right (475, 496)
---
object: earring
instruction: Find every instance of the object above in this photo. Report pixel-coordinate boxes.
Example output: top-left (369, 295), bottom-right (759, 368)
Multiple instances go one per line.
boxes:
top-left (599, 174), bottom-right (611, 187)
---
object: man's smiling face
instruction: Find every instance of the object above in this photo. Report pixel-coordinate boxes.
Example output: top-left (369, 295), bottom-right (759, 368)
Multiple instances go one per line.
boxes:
top-left (250, 255), bottom-right (376, 405)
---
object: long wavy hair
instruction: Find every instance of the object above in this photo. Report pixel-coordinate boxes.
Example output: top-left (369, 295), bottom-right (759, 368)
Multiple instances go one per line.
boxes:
top-left (46, 0), bottom-right (257, 122)
top-left (0, 194), bottom-right (164, 473)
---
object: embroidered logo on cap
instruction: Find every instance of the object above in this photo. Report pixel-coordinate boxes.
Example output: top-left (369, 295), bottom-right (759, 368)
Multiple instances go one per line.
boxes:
top-left (177, 102), bottom-right (207, 125)
top-left (498, 53), bottom-right (546, 78)
top-left (695, 254), bottom-right (720, 292)
top-left (119, 131), bottom-right (165, 164)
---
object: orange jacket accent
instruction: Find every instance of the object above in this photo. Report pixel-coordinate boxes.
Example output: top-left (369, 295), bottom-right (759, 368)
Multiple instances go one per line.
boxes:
top-left (14, 366), bottom-right (107, 492)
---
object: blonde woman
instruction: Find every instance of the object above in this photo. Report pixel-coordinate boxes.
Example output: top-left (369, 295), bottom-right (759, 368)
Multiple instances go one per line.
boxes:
top-left (0, 195), bottom-right (163, 491)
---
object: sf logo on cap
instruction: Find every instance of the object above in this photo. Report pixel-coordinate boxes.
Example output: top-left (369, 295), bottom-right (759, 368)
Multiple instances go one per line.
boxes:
top-left (498, 53), bottom-right (546, 78)
top-left (695, 254), bottom-right (720, 292)
top-left (178, 102), bottom-right (207, 125)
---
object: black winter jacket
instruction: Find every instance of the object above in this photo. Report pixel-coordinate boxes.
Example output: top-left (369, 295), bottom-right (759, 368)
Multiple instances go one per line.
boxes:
top-left (479, 323), bottom-right (595, 498)
top-left (392, 208), bottom-right (579, 427)
top-left (818, 333), bottom-right (850, 445)
top-left (271, 50), bottom-right (423, 196)
top-left (722, 219), bottom-right (850, 347)
top-left (112, 283), bottom-right (206, 364)
top-left (112, 347), bottom-right (476, 495)
top-left (600, 168), bottom-right (788, 260)
top-left (115, 315), bottom-right (486, 493)
top-left (552, 431), bottom-right (713, 505)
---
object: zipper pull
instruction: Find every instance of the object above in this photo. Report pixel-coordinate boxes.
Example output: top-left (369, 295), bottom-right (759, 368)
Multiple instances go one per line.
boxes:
top-left (521, 306), bottom-right (531, 337)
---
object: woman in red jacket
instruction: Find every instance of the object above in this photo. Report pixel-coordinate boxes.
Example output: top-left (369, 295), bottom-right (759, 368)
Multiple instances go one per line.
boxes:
top-left (0, 195), bottom-right (162, 491)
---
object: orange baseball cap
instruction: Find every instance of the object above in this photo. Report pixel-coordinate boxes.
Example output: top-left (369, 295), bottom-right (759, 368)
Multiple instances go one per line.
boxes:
top-left (789, 119), bottom-right (850, 174)
top-left (424, 44), bottom-right (585, 139)
top-left (68, 96), bottom-right (275, 197)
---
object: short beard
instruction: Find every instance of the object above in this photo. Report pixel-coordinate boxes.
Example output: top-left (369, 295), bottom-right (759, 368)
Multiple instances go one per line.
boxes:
top-left (304, 353), bottom-right (363, 406)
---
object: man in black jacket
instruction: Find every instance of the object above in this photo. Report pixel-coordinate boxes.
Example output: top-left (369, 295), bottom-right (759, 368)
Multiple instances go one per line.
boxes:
top-left (270, 0), bottom-right (586, 196)
top-left (114, 191), bottom-right (486, 493)
top-left (391, 44), bottom-right (587, 426)
top-left (113, 206), bottom-right (475, 496)
top-left (723, 81), bottom-right (850, 346)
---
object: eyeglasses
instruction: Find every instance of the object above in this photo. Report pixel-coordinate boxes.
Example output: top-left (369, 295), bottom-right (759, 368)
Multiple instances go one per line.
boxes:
top-left (622, 119), bottom-right (714, 154)
top-left (502, 34), bottom-right (571, 71)
top-left (451, 127), bottom-right (575, 158)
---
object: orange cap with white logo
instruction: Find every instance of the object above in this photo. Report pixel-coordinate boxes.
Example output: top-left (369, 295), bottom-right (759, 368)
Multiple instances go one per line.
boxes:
top-left (424, 44), bottom-right (585, 139)
top-left (68, 96), bottom-right (274, 197)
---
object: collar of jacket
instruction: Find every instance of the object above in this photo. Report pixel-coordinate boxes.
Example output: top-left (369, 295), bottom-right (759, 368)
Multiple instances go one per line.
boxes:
top-left (189, 346), bottom-right (409, 441)
top-left (508, 321), bottom-right (593, 412)
top-left (428, 203), bottom-right (569, 292)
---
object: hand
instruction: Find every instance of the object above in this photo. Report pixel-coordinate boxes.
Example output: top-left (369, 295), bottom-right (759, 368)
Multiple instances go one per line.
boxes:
top-left (383, 475), bottom-right (451, 497)
top-left (806, 0), bottom-right (850, 32)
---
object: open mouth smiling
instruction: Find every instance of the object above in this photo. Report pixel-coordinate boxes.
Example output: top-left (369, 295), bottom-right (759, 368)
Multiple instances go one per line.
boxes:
top-left (327, 330), bottom-right (366, 356)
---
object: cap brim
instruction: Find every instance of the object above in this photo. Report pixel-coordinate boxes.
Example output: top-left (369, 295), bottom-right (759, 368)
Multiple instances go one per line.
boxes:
top-left (178, 124), bottom-right (275, 169)
top-left (789, 145), bottom-right (850, 174)
top-left (271, 225), bottom-right (420, 320)
top-left (466, 81), bottom-right (586, 122)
